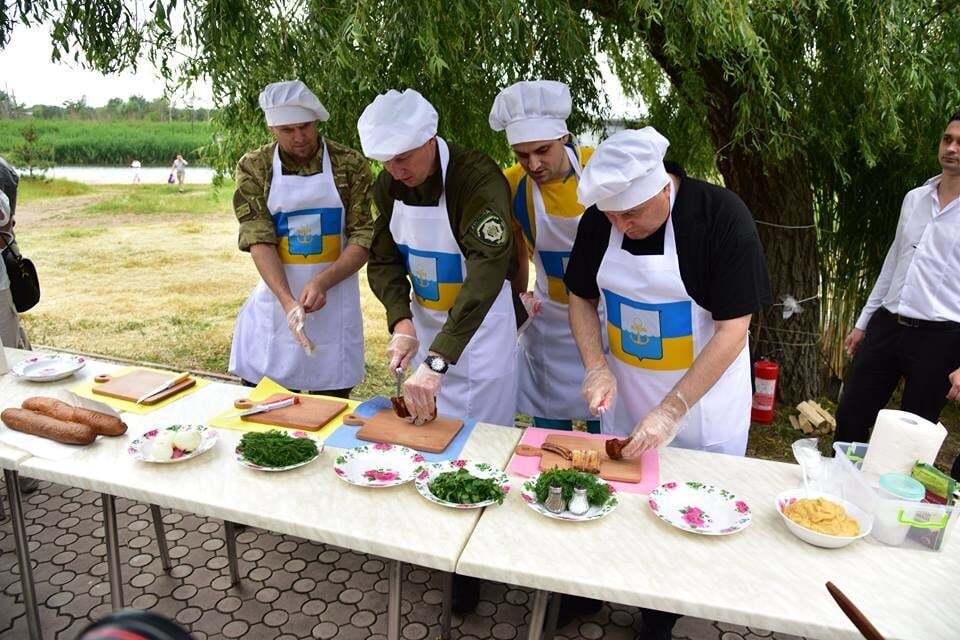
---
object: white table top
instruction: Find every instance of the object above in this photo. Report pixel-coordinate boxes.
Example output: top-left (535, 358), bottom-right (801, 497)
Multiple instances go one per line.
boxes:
top-left (4, 348), bottom-right (522, 572)
top-left (457, 446), bottom-right (958, 640)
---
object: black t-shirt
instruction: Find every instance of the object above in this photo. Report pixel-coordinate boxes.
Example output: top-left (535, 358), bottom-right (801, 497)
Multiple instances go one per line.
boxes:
top-left (564, 163), bottom-right (772, 321)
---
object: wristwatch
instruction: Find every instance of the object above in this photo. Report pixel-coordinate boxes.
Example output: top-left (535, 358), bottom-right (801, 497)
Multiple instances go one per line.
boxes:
top-left (424, 354), bottom-right (449, 374)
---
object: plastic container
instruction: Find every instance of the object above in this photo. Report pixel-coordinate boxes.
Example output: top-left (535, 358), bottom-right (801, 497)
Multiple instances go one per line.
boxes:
top-left (834, 441), bottom-right (958, 551)
top-left (873, 474), bottom-right (925, 545)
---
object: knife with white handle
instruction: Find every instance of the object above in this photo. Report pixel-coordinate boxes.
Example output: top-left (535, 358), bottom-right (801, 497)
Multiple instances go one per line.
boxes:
top-left (135, 372), bottom-right (191, 404)
top-left (236, 396), bottom-right (299, 417)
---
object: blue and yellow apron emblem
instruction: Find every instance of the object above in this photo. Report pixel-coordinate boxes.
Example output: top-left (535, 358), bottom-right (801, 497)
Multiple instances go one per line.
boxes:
top-left (602, 289), bottom-right (693, 371)
top-left (398, 245), bottom-right (464, 311)
top-left (538, 250), bottom-right (571, 304)
top-left (273, 207), bottom-right (343, 264)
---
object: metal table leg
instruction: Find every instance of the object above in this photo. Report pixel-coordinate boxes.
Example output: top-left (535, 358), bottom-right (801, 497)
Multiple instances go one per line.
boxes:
top-left (543, 591), bottom-right (561, 640)
top-left (387, 560), bottom-right (403, 640)
top-left (4, 469), bottom-right (41, 640)
top-left (439, 571), bottom-right (453, 639)
top-left (101, 493), bottom-right (124, 610)
top-left (526, 589), bottom-right (550, 640)
top-left (224, 520), bottom-right (240, 585)
top-left (149, 504), bottom-right (172, 573)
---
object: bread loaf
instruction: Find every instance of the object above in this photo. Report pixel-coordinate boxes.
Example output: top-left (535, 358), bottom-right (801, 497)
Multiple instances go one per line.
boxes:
top-left (22, 396), bottom-right (127, 436)
top-left (1, 408), bottom-right (97, 445)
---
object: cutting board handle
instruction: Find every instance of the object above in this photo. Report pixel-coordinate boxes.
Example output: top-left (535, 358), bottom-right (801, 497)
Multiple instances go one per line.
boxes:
top-left (342, 414), bottom-right (366, 426)
top-left (515, 444), bottom-right (545, 457)
top-left (94, 374), bottom-right (111, 384)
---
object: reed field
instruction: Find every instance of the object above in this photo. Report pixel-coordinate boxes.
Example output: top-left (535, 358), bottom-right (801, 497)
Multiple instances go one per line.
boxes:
top-left (0, 119), bottom-right (212, 166)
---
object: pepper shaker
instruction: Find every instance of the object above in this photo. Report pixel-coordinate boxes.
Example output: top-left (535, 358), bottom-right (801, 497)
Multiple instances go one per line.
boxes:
top-left (568, 486), bottom-right (590, 516)
top-left (544, 484), bottom-right (566, 514)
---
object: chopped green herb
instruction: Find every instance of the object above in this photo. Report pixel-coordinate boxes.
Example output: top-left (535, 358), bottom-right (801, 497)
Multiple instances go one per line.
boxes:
top-left (534, 468), bottom-right (612, 506)
top-left (238, 430), bottom-right (318, 467)
top-left (428, 468), bottom-right (504, 505)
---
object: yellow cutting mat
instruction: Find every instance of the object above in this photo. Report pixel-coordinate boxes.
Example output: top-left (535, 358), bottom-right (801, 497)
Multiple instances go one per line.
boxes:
top-left (69, 367), bottom-right (212, 415)
top-left (207, 377), bottom-right (357, 441)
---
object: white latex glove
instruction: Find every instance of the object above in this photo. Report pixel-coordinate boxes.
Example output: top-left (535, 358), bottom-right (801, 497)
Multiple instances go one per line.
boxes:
top-left (581, 364), bottom-right (617, 415)
top-left (387, 332), bottom-right (420, 371)
top-left (285, 305), bottom-right (315, 356)
top-left (519, 291), bottom-right (542, 318)
top-left (403, 363), bottom-right (443, 425)
top-left (621, 391), bottom-right (689, 459)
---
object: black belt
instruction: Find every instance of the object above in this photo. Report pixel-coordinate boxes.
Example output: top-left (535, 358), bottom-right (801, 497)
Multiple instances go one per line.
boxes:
top-left (892, 312), bottom-right (960, 331)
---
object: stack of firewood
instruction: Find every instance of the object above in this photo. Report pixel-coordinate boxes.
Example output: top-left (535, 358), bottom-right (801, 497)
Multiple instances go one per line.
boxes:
top-left (790, 400), bottom-right (836, 436)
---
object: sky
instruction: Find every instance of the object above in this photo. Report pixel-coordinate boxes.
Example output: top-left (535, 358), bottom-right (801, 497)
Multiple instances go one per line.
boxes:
top-left (0, 23), bottom-right (643, 118)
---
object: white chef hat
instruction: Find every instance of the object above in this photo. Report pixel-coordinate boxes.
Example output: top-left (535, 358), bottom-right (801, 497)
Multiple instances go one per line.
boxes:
top-left (357, 89), bottom-right (439, 161)
top-left (577, 127), bottom-right (671, 212)
top-left (488, 80), bottom-right (571, 145)
top-left (259, 80), bottom-right (330, 126)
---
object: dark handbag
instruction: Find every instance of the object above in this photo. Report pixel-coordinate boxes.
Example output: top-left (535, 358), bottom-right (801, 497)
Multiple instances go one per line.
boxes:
top-left (2, 241), bottom-right (40, 312)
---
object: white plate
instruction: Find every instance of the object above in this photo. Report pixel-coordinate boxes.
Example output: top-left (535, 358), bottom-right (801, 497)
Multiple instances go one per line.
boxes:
top-left (11, 353), bottom-right (86, 382)
top-left (520, 473), bottom-right (619, 522)
top-left (235, 431), bottom-right (322, 471)
top-left (775, 489), bottom-right (873, 548)
top-left (415, 460), bottom-right (510, 509)
top-left (647, 481), bottom-right (752, 535)
top-left (128, 425), bottom-right (217, 463)
top-left (333, 443), bottom-right (425, 487)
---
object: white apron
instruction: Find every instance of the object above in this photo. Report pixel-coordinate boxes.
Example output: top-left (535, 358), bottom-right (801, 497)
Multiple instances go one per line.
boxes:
top-left (229, 140), bottom-right (364, 391)
top-left (596, 205), bottom-right (751, 455)
top-left (389, 137), bottom-right (518, 426)
top-left (515, 147), bottom-right (593, 420)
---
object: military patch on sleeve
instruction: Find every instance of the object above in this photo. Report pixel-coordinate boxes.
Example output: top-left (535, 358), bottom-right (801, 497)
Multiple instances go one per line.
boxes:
top-left (470, 211), bottom-right (507, 247)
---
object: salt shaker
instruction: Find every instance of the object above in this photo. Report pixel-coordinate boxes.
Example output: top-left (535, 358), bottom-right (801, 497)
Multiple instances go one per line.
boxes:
top-left (544, 484), bottom-right (566, 514)
top-left (568, 486), bottom-right (590, 516)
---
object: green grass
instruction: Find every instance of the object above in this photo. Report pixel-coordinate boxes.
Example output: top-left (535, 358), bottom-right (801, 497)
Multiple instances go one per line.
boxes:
top-left (0, 119), bottom-right (212, 165)
top-left (82, 182), bottom-right (234, 216)
top-left (15, 177), bottom-right (92, 202)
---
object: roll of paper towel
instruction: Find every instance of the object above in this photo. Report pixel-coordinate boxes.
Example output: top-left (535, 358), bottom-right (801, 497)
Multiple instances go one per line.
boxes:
top-left (861, 410), bottom-right (946, 477)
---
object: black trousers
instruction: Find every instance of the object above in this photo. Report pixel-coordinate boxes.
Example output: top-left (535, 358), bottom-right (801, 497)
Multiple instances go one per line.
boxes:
top-left (240, 379), bottom-right (352, 398)
top-left (835, 307), bottom-right (960, 444)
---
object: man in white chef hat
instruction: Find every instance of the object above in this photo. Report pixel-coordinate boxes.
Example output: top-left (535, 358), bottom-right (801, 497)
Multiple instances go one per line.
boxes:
top-left (359, 89), bottom-right (519, 429)
top-left (565, 127), bottom-right (772, 636)
top-left (489, 80), bottom-right (600, 436)
top-left (359, 87), bottom-right (520, 613)
top-left (229, 80), bottom-right (374, 396)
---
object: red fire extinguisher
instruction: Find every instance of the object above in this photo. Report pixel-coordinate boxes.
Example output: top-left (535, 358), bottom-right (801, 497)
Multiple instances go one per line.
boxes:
top-left (751, 359), bottom-right (779, 424)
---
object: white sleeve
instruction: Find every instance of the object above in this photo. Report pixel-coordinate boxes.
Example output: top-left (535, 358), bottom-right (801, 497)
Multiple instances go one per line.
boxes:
top-left (854, 196), bottom-right (908, 330)
top-left (0, 191), bottom-right (10, 227)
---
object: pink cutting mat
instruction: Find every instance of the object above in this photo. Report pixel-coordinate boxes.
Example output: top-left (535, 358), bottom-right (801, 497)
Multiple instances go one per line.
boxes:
top-left (507, 427), bottom-right (660, 495)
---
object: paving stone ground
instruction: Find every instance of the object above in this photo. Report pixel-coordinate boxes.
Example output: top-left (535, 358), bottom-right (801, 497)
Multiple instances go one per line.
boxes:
top-left (0, 478), bottom-right (810, 640)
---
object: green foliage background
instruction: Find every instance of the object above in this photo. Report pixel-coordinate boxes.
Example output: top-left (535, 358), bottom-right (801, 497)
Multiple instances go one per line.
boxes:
top-left (0, 120), bottom-right (212, 166)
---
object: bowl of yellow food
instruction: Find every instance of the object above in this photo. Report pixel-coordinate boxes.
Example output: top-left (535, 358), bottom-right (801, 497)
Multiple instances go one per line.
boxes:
top-left (775, 489), bottom-right (873, 549)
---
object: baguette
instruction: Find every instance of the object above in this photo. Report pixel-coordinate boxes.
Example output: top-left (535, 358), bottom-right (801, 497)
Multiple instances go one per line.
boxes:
top-left (1, 408), bottom-right (97, 445)
top-left (22, 396), bottom-right (127, 436)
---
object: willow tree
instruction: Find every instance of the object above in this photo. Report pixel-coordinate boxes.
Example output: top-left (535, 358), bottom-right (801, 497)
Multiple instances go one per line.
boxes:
top-left (5, 0), bottom-right (958, 401)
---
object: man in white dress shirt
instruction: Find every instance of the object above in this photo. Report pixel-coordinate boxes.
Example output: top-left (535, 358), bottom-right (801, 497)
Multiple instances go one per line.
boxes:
top-left (836, 111), bottom-right (960, 473)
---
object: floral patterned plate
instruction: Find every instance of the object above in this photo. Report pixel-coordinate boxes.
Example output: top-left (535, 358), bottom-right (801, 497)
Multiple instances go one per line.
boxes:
top-left (128, 425), bottom-right (218, 463)
top-left (647, 481), bottom-right (752, 535)
top-left (520, 474), bottom-right (619, 522)
top-left (11, 353), bottom-right (86, 382)
top-left (414, 460), bottom-right (511, 509)
top-left (333, 443), bottom-right (424, 487)
top-left (235, 431), bottom-right (323, 472)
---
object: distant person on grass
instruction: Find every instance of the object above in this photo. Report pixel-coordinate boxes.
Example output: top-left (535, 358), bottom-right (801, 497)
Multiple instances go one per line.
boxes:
top-left (171, 154), bottom-right (188, 191)
top-left (229, 80), bottom-right (374, 397)
top-left (130, 159), bottom-right (142, 184)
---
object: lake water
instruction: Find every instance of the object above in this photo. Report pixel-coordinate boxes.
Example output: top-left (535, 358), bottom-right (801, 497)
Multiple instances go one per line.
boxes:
top-left (40, 165), bottom-right (217, 185)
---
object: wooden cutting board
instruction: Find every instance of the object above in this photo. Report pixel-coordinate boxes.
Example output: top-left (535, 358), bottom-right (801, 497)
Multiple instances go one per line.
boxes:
top-left (354, 409), bottom-right (464, 453)
top-left (241, 393), bottom-right (348, 432)
top-left (536, 434), bottom-right (643, 484)
top-left (92, 370), bottom-right (196, 405)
